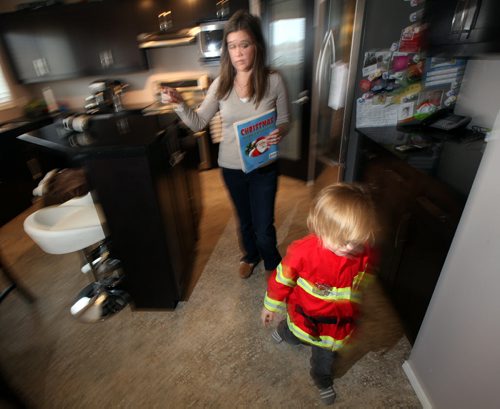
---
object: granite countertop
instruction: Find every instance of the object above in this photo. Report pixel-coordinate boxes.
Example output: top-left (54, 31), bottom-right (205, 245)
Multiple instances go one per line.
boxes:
top-left (357, 125), bottom-right (485, 156)
top-left (17, 110), bottom-right (178, 158)
top-left (0, 115), bottom-right (54, 139)
top-left (356, 125), bottom-right (486, 197)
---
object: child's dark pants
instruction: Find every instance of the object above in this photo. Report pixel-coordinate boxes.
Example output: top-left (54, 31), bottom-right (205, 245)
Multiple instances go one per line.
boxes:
top-left (277, 320), bottom-right (336, 389)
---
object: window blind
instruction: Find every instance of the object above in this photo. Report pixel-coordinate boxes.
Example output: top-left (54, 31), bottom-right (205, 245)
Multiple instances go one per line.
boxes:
top-left (0, 65), bottom-right (12, 104)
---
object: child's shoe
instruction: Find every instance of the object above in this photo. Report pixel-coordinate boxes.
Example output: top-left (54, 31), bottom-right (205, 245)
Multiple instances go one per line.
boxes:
top-left (318, 385), bottom-right (336, 406)
top-left (271, 328), bottom-right (283, 344)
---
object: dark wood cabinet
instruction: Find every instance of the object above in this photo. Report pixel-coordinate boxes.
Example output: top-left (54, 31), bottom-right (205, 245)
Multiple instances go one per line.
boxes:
top-left (133, 0), bottom-right (249, 34)
top-left (68, 1), bottom-right (148, 77)
top-left (18, 113), bottom-right (201, 308)
top-left (359, 137), bottom-right (464, 343)
top-left (0, 6), bottom-right (82, 83)
top-left (424, 0), bottom-right (500, 56)
top-left (0, 0), bottom-right (250, 84)
top-left (0, 1), bottom-right (149, 83)
top-left (0, 138), bottom-right (34, 226)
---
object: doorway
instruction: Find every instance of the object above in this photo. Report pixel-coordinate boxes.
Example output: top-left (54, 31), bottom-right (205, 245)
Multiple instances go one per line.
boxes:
top-left (261, 0), bottom-right (315, 181)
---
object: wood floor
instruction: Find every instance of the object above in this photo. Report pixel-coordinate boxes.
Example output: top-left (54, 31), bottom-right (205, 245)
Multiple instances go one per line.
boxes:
top-left (0, 169), bottom-right (420, 408)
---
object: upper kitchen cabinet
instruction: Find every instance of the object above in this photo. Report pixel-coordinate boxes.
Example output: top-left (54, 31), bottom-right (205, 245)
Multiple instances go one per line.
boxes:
top-left (132, 0), bottom-right (249, 34)
top-left (69, 0), bottom-right (148, 76)
top-left (0, 6), bottom-right (81, 83)
top-left (0, 1), bottom-right (148, 83)
top-left (424, 0), bottom-right (500, 56)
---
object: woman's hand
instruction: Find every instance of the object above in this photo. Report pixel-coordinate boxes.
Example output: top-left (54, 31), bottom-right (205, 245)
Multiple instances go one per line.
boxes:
top-left (160, 86), bottom-right (184, 104)
top-left (261, 307), bottom-right (275, 327)
top-left (265, 128), bottom-right (282, 145)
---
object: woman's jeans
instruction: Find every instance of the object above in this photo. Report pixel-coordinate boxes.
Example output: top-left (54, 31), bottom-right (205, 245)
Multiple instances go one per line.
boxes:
top-left (222, 163), bottom-right (281, 271)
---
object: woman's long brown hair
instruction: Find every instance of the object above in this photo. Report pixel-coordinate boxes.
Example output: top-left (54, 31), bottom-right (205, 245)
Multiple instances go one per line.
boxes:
top-left (216, 10), bottom-right (270, 106)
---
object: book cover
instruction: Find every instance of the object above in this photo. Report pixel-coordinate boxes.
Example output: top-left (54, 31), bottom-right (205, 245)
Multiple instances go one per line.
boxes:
top-left (233, 109), bottom-right (278, 173)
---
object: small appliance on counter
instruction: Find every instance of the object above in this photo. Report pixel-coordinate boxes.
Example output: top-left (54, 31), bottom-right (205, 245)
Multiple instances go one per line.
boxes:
top-left (198, 20), bottom-right (226, 64)
top-left (84, 79), bottom-right (128, 114)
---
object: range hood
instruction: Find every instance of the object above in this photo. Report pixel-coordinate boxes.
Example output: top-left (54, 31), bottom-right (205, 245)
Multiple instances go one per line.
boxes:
top-left (137, 27), bottom-right (201, 49)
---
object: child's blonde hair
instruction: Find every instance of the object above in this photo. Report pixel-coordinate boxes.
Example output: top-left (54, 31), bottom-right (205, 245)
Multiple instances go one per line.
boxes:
top-left (307, 183), bottom-right (378, 250)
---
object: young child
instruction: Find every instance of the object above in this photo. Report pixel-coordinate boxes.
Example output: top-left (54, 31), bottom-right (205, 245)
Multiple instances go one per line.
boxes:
top-left (261, 183), bottom-right (378, 406)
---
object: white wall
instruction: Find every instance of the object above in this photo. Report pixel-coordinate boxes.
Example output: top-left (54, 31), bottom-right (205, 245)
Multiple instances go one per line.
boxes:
top-left (455, 59), bottom-right (500, 129)
top-left (405, 59), bottom-right (500, 408)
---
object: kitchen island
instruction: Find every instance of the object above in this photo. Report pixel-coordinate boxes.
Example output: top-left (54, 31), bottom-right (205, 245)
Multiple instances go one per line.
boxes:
top-left (355, 126), bottom-right (485, 342)
top-left (0, 115), bottom-right (55, 226)
top-left (18, 110), bottom-right (202, 309)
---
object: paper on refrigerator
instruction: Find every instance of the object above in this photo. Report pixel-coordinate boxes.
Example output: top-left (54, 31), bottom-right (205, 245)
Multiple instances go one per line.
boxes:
top-left (356, 100), bottom-right (399, 128)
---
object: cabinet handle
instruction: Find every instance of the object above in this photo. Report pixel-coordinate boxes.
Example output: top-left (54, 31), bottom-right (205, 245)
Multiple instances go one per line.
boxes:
top-left (99, 50), bottom-right (114, 68)
top-left (40, 58), bottom-right (49, 75)
top-left (451, 0), bottom-right (468, 33)
top-left (32, 58), bottom-right (49, 76)
top-left (33, 59), bottom-right (42, 76)
top-left (394, 212), bottom-right (412, 247)
top-left (416, 196), bottom-right (449, 223)
top-left (463, 0), bottom-right (480, 33)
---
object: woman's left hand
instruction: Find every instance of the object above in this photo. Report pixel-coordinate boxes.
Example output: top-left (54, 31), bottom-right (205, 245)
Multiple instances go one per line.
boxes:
top-left (265, 128), bottom-right (282, 145)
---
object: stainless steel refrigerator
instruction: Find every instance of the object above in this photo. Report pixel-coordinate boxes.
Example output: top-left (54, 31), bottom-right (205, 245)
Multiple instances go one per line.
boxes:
top-left (261, 0), bottom-right (365, 184)
top-left (308, 0), bottom-right (366, 186)
top-left (261, 0), bottom-right (419, 185)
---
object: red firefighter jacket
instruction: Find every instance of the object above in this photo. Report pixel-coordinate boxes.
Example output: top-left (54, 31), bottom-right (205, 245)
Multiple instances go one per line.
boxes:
top-left (264, 234), bottom-right (375, 351)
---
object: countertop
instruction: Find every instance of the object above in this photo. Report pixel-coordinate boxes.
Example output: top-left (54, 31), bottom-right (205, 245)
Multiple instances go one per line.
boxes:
top-left (356, 125), bottom-right (486, 197)
top-left (17, 110), bottom-right (179, 160)
top-left (0, 115), bottom-right (54, 139)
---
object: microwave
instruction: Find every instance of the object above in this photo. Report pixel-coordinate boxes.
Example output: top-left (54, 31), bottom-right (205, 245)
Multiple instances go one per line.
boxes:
top-left (198, 20), bottom-right (226, 61)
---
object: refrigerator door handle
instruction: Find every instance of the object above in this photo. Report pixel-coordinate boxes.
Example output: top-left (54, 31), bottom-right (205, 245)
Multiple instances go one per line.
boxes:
top-left (317, 29), bottom-right (335, 95)
top-left (315, 29), bottom-right (331, 93)
top-left (328, 29), bottom-right (336, 68)
top-left (292, 90), bottom-right (310, 105)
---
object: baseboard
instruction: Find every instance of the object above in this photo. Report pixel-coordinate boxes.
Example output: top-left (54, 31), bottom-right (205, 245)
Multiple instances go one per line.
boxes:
top-left (402, 360), bottom-right (433, 409)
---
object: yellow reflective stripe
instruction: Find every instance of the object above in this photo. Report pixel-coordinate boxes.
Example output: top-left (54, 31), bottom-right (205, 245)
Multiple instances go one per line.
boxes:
top-left (353, 270), bottom-right (365, 288)
top-left (297, 277), bottom-right (353, 301)
top-left (275, 263), bottom-right (296, 288)
top-left (286, 315), bottom-right (350, 351)
top-left (264, 292), bottom-right (286, 313)
top-left (352, 270), bottom-right (374, 301)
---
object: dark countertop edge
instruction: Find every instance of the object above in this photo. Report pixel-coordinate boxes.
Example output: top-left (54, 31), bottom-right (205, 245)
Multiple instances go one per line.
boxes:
top-left (356, 126), bottom-right (485, 201)
top-left (0, 115), bottom-right (54, 139)
top-left (17, 132), bottom-right (69, 153)
top-left (17, 132), bottom-right (155, 158)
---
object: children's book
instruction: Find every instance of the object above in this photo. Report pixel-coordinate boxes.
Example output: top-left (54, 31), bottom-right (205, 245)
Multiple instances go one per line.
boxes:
top-left (233, 109), bottom-right (278, 173)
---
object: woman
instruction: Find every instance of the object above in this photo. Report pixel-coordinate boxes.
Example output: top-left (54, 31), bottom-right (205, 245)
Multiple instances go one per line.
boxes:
top-left (162, 10), bottom-right (290, 279)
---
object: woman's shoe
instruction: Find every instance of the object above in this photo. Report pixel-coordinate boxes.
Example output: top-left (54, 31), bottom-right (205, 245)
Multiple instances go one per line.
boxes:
top-left (239, 261), bottom-right (256, 279)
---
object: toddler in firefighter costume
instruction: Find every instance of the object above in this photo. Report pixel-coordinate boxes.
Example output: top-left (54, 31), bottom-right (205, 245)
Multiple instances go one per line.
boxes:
top-left (261, 183), bottom-right (378, 405)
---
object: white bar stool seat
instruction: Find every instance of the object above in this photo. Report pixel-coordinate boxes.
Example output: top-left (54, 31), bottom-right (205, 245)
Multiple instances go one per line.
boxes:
top-left (23, 193), bottom-right (105, 255)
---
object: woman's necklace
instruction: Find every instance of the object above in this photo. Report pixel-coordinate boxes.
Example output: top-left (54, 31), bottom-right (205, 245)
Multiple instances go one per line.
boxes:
top-left (234, 78), bottom-right (250, 102)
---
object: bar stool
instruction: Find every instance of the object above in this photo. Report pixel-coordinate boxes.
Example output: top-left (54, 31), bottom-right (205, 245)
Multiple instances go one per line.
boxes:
top-left (23, 193), bottom-right (129, 322)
